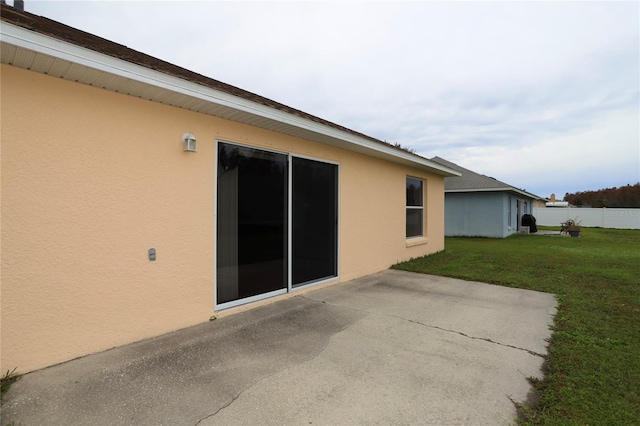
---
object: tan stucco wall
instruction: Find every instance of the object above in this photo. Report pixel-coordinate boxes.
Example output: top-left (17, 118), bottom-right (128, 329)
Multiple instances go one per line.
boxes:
top-left (1, 64), bottom-right (445, 373)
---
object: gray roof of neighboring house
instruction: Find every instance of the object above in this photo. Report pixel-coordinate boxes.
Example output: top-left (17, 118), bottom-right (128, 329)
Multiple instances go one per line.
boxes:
top-left (430, 156), bottom-right (542, 199)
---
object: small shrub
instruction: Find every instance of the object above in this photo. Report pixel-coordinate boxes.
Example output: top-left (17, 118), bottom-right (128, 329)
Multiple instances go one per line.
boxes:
top-left (1, 367), bottom-right (20, 403)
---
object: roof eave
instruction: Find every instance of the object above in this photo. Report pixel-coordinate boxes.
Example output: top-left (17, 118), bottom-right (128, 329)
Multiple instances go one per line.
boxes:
top-left (445, 187), bottom-right (542, 199)
top-left (1, 21), bottom-right (460, 177)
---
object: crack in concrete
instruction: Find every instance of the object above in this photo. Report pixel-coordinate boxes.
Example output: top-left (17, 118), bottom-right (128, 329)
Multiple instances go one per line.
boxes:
top-left (392, 315), bottom-right (545, 357)
top-left (193, 393), bottom-right (241, 426)
top-left (300, 295), bottom-right (545, 358)
top-left (193, 304), bottom-right (342, 426)
top-left (194, 294), bottom-right (543, 425)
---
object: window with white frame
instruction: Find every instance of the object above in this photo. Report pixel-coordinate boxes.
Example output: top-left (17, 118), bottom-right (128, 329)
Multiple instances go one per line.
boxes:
top-left (406, 177), bottom-right (423, 238)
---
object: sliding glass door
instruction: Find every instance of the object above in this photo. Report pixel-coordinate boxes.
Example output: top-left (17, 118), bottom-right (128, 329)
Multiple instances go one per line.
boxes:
top-left (292, 157), bottom-right (338, 287)
top-left (216, 143), bottom-right (288, 306)
top-left (216, 142), bottom-right (338, 308)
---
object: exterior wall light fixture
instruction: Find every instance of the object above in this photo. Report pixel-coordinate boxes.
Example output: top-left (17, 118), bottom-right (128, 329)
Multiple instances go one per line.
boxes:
top-left (182, 133), bottom-right (197, 152)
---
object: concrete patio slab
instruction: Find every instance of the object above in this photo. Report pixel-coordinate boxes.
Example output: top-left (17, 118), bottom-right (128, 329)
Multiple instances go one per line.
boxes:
top-left (2, 270), bottom-right (556, 425)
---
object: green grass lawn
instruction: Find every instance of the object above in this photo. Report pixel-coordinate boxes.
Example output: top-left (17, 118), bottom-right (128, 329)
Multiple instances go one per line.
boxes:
top-left (393, 227), bottom-right (640, 425)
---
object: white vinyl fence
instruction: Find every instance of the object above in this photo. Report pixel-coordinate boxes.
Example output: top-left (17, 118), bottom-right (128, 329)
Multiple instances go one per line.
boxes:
top-left (533, 208), bottom-right (640, 230)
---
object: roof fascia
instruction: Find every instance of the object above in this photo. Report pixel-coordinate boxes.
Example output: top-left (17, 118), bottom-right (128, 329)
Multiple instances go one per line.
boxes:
top-left (1, 22), bottom-right (460, 177)
top-left (446, 187), bottom-right (541, 199)
top-left (508, 188), bottom-right (542, 199)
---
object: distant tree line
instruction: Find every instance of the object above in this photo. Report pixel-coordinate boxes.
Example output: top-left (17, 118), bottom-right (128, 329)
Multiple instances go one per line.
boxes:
top-left (564, 183), bottom-right (640, 208)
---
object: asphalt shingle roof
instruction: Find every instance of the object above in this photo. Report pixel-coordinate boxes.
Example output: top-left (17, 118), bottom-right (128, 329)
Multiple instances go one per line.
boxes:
top-left (430, 156), bottom-right (541, 199)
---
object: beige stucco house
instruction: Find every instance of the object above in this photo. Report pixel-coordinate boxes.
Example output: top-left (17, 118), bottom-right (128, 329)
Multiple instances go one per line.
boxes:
top-left (1, 4), bottom-right (458, 373)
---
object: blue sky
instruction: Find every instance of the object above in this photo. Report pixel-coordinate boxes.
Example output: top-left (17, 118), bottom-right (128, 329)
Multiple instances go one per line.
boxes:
top-left (15, 0), bottom-right (639, 199)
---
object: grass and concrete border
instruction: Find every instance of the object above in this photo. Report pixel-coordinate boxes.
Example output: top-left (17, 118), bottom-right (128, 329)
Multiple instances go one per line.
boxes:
top-left (394, 227), bottom-right (640, 424)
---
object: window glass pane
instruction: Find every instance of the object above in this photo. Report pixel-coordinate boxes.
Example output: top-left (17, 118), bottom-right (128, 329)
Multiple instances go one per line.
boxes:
top-left (406, 177), bottom-right (423, 206)
top-left (406, 209), bottom-right (423, 237)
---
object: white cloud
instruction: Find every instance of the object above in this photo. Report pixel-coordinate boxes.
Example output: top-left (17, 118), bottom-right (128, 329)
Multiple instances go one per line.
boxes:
top-left (18, 0), bottom-right (640, 198)
top-left (448, 108), bottom-right (640, 198)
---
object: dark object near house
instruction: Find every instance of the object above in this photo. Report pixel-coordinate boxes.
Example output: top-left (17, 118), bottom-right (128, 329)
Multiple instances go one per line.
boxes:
top-left (522, 214), bottom-right (537, 233)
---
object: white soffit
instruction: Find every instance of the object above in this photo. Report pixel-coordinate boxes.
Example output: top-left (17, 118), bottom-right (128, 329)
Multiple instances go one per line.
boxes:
top-left (1, 22), bottom-right (459, 177)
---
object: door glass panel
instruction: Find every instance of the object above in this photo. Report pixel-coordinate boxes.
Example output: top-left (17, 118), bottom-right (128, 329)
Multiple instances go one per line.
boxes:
top-left (292, 157), bottom-right (338, 287)
top-left (217, 142), bottom-right (288, 305)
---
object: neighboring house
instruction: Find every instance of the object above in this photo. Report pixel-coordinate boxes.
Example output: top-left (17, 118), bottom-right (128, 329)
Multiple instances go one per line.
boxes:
top-left (430, 157), bottom-right (541, 238)
top-left (533, 198), bottom-right (550, 208)
top-left (545, 194), bottom-right (571, 208)
top-left (0, 4), bottom-right (459, 373)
